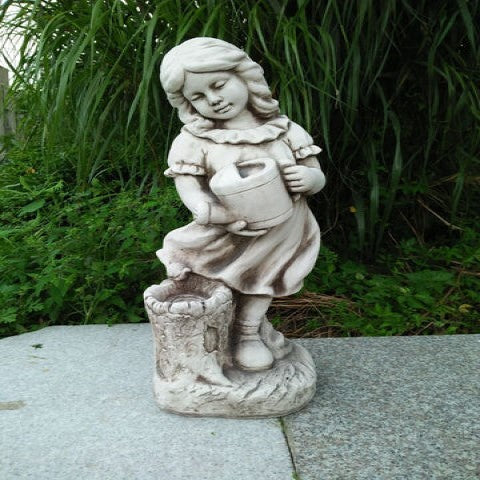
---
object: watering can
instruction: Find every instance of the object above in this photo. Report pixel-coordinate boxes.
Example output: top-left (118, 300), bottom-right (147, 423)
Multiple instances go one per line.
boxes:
top-left (209, 158), bottom-right (293, 230)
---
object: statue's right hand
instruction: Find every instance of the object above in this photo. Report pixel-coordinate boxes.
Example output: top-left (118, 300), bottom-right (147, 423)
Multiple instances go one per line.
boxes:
top-left (194, 202), bottom-right (238, 225)
top-left (192, 201), bottom-right (211, 225)
top-left (194, 203), bottom-right (267, 236)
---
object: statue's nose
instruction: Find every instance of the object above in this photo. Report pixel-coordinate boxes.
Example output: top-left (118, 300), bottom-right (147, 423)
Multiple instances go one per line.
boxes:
top-left (207, 91), bottom-right (222, 106)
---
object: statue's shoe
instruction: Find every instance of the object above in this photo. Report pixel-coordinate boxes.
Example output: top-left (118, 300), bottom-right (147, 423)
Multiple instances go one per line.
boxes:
top-left (234, 336), bottom-right (274, 371)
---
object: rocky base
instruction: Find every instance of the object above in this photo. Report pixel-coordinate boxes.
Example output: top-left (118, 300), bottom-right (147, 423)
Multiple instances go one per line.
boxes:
top-left (144, 276), bottom-right (317, 418)
top-left (153, 341), bottom-right (316, 418)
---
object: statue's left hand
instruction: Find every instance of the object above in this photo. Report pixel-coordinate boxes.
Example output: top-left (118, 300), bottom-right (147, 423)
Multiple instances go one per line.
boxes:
top-left (225, 220), bottom-right (268, 237)
top-left (282, 165), bottom-right (325, 194)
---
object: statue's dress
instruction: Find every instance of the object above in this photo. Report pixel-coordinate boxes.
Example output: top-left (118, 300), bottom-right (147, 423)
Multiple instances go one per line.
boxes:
top-left (157, 115), bottom-right (321, 297)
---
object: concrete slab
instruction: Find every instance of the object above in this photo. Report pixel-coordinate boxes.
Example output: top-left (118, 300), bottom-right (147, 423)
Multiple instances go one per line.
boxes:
top-left (0, 325), bottom-right (294, 480)
top-left (286, 336), bottom-right (480, 480)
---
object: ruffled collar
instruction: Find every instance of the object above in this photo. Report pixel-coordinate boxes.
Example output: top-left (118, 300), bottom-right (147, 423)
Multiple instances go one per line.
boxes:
top-left (182, 115), bottom-right (290, 144)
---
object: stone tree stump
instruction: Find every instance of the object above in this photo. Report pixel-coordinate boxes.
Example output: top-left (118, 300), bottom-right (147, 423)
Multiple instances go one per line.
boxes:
top-left (144, 274), bottom-right (234, 389)
top-left (144, 274), bottom-right (317, 418)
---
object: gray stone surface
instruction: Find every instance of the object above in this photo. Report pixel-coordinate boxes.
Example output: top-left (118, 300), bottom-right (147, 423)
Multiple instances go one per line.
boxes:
top-left (286, 336), bottom-right (480, 480)
top-left (0, 324), bottom-right (294, 480)
top-left (2, 326), bottom-right (479, 479)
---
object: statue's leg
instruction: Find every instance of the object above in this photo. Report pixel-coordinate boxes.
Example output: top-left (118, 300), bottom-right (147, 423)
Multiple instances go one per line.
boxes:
top-left (234, 294), bottom-right (274, 371)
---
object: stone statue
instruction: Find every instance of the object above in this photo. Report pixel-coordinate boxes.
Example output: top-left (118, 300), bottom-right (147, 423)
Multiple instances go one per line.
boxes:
top-left (144, 37), bottom-right (325, 417)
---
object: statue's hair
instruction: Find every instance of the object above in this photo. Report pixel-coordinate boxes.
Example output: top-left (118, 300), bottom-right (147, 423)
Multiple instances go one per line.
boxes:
top-left (160, 37), bottom-right (280, 127)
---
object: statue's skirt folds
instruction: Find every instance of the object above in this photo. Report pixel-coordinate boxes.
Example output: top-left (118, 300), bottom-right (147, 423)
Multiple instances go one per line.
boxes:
top-left (157, 198), bottom-right (320, 298)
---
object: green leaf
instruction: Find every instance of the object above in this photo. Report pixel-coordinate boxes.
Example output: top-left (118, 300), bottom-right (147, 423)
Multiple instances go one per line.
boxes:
top-left (19, 199), bottom-right (45, 215)
top-left (0, 308), bottom-right (18, 324)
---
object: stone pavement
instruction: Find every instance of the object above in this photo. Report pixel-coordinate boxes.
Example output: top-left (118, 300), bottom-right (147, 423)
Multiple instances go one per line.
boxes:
top-left (287, 336), bottom-right (480, 480)
top-left (1, 325), bottom-right (479, 480)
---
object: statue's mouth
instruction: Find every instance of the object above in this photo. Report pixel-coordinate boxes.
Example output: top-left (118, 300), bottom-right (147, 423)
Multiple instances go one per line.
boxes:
top-left (214, 104), bottom-right (232, 114)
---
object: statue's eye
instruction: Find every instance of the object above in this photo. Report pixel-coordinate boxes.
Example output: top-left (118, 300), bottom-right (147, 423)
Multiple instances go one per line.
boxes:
top-left (213, 80), bottom-right (227, 89)
top-left (191, 93), bottom-right (204, 101)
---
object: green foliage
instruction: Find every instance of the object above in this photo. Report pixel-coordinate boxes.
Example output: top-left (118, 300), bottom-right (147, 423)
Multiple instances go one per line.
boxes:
top-left (303, 236), bottom-right (480, 336)
top-left (1, 0), bottom-right (479, 257)
top-left (0, 1), bottom-right (479, 338)
top-left (1, 144), bottom-right (478, 338)
top-left (0, 148), bottom-right (185, 337)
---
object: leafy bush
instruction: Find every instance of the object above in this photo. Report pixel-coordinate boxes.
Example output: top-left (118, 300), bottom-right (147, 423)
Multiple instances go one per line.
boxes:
top-left (299, 234), bottom-right (480, 336)
top-left (0, 149), bottom-right (185, 337)
top-left (0, 1), bottom-right (478, 337)
top-left (1, 146), bottom-right (478, 338)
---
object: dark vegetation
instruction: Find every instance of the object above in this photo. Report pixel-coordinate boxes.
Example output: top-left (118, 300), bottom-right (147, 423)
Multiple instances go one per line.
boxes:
top-left (0, 0), bottom-right (479, 338)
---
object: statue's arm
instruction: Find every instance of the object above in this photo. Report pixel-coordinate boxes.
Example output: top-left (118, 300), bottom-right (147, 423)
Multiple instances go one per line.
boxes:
top-left (174, 175), bottom-right (238, 225)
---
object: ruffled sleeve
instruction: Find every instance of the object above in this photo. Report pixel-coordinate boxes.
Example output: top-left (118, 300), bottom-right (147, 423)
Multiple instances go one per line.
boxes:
top-left (164, 131), bottom-right (206, 178)
top-left (285, 121), bottom-right (322, 161)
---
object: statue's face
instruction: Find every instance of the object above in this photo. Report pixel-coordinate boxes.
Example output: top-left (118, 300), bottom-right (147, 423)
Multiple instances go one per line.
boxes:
top-left (182, 71), bottom-right (249, 121)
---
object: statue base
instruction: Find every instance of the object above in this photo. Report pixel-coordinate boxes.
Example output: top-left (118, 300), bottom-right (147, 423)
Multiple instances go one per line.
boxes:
top-left (144, 275), bottom-right (316, 418)
top-left (154, 342), bottom-right (316, 418)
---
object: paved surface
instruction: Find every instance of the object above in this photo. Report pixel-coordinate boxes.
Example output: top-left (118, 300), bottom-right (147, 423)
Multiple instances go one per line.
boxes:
top-left (290, 336), bottom-right (480, 480)
top-left (0, 325), bottom-right (293, 480)
top-left (1, 325), bottom-right (479, 480)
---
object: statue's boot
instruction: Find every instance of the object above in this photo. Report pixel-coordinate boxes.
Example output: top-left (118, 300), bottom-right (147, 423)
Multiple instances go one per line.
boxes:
top-left (260, 316), bottom-right (292, 360)
top-left (235, 324), bottom-right (274, 371)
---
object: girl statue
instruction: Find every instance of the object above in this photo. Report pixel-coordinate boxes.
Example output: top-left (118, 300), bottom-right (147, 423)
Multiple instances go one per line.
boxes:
top-left (157, 37), bottom-right (325, 373)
